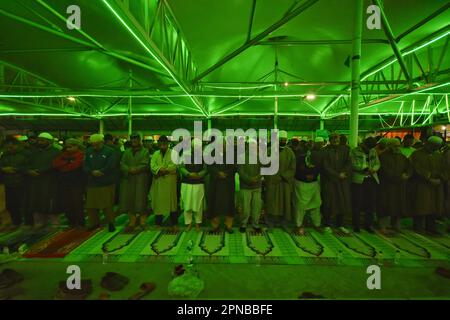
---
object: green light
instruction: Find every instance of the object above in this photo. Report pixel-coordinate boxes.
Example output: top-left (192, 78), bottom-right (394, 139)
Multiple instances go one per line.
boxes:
top-left (0, 113), bottom-right (83, 117)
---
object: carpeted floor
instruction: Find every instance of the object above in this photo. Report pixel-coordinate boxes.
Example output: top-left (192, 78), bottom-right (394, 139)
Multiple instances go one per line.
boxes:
top-left (1, 260), bottom-right (449, 300)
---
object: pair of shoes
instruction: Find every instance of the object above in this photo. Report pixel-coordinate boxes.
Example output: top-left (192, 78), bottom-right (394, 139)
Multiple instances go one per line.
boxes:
top-left (253, 227), bottom-right (262, 234)
top-left (108, 223), bottom-right (116, 233)
top-left (195, 224), bottom-right (201, 232)
top-left (338, 227), bottom-right (350, 235)
top-left (185, 224), bottom-right (192, 232)
top-left (239, 227), bottom-right (246, 233)
top-left (225, 228), bottom-right (234, 234)
top-left (323, 227), bottom-right (332, 234)
top-left (294, 227), bottom-right (305, 236)
top-left (426, 229), bottom-right (442, 236)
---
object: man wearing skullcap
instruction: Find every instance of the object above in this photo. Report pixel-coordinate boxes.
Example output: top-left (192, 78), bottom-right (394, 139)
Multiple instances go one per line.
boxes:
top-left (400, 134), bottom-right (416, 158)
top-left (350, 136), bottom-right (380, 233)
top-left (52, 138), bottom-right (86, 228)
top-left (0, 136), bottom-right (28, 228)
top-left (149, 135), bottom-right (179, 229)
top-left (178, 138), bottom-right (207, 231)
top-left (293, 135), bottom-right (322, 235)
top-left (23, 132), bottom-right (61, 228)
top-left (119, 133), bottom-right (150, 231)
top-left (238, 137), bottom-right (263, 233)
top-left (265, 130), bottom-right (296, 227)
top-left (410, 135), bottom-right (445, 234)
top-left (375, 137), bottom-right (389, 156)
top-left (320, 133), bottom-right (352, 234)
top-left (378, 138), bottom-right (413, 234)
top-left (83, 133), bottom-right (118, 232)
top-left (207, 136), bottom-right (237, 233)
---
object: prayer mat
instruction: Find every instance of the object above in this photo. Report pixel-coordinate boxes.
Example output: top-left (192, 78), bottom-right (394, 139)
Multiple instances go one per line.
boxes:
top-left (23, 228), bottom-right (101, 258)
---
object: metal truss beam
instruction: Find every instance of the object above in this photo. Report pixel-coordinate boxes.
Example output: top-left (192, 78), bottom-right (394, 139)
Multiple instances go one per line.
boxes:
top-left (258, 39), bottom-right (389, 45)
top-left (373, 0), bottom-right (411, 83)
top-left (191, 0), bottom-right (319, 83)
top-left (0, 8), bottom-right (170, 79)
top-left (323, 28), bottom-right (450, 116)
top-left (103, 0), bottom-right (208, 116)
top-left (0, 60), bottom-right (98, 116)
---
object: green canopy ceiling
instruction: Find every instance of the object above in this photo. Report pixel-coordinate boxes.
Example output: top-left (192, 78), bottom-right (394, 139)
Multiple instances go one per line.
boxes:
top-left (0, 0), bottom-right (449, 130)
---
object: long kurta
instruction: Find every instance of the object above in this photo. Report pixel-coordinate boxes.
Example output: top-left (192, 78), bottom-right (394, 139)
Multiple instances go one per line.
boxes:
top-left (207, 159), bottom-right (237, 218)
top-left (264, 146), bottom-right (296, 220)
top-left (24, 145), bottom-right (60, 215)
top-left (443, 148), bottom-right (450, 217)
top-left (120, 147), bottom-right (150, 213)
top-left (149, 148), bottom-right (178, 215)
top-left (378, 150), bottom-right (413, 217)
top-left (410, 148), bottom-right (444, 216)
top-left (320, 145), bottom-right (352, 217)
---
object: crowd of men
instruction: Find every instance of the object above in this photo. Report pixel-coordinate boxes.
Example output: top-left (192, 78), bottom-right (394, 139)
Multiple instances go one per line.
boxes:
top-left (0, 130), bottom-right (449, 236)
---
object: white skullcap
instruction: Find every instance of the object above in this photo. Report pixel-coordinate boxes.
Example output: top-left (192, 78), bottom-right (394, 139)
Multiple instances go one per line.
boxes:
top-left (279, 130), bottom-right (288, 139)
top-left (89, 133), bottom-right (104, 143)
top-left (314, 137), bottom-right (324, 143)
top-left (17, 135), bottom-right (28, 142)
top-left (38, 132), bottom-right (53, 141)
top-left (428, 135), bottom-right (443, 145)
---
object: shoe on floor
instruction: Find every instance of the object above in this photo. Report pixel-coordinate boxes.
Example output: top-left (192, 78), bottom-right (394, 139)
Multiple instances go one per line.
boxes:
top-left (323, 227), bottom-right (332, 234)
top-left (239, 227), bottom-right (246, 233)
top-left (338, 227), bottom-right (350, 235)
top-left (225, 227), bottom-right (234, 234)
top-left (108, 223), bottom-right (116, 233)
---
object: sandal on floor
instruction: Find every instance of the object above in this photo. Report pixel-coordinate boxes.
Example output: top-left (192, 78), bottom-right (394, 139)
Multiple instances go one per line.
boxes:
top-left (98, 292), bottom-right (111, 300)
top-left (128, 282), bottom-right (156, 300)
top-left (100, 272), bottom-right (130, 292)
top-left (0, 269), bottom-right (24, 289)
top-left (298, 291), bottom-right (324, 299)
top-left (435, 267), bottom-right (450, 279)
top-left (55, 279), bottom-right (92, 300)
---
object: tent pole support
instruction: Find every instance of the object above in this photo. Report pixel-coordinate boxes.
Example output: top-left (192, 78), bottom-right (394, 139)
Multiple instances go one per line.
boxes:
top-left (99, 119), bottom-right (104, 134)
top-left (349, 0), bottom-right (363, 148)
top-left (128, 70), bottom-right (133, 137)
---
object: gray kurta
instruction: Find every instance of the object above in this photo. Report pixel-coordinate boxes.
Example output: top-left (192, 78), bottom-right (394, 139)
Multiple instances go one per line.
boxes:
top-left (149, 148), bottom-right (178, 215)
top-left (410, 148), bottom-right (444, 216)
top-left (264, 147), bottom-right (296, 220)
top-left (119, 147), bottom-right (150, 213)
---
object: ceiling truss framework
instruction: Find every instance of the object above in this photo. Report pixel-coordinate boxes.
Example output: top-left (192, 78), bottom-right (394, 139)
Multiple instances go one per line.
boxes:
top-left (0, 0), bottom-right (449, 130)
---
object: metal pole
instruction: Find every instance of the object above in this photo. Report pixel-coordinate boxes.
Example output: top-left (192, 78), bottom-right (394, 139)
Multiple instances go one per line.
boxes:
top-left (99, 119), bottom-right (104, 134)
top-left (349, 0), bottom-right (363, 148)
top-left (128, 71), bottom-right (133, 136)
top-left (320, 119), bottom-right (324, 130)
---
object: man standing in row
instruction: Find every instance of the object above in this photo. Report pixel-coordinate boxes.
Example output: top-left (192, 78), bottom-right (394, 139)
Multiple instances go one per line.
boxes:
top-left (321, 133), bottom-right (352, 234)
top-left (83, 134), bottom-right (118, 232)
top-left (119, 133), bottom-right (150, 231)
top-left (24, 132), bottom-right (60, 228)
top-left (150, 136), bottom-right (178, 229)
top-left (0, 137), bottom-right (27, 229)
top-left (350, 137), bottom-right (380, 233)
top-left (265, 130), bottom-right (296, 228)
top-left (410, 136), bottom-right (445, 234)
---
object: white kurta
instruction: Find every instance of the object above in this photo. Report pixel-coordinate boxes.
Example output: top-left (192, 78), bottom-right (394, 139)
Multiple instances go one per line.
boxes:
top-left (149, 149), bottom-right (178, 215)
top-left (180, 183), bottom-right (205, 213)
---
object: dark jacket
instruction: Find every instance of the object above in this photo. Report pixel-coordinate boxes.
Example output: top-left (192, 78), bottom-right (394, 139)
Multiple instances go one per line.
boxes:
top-left (294, 151), bottom-right (320, 183)
top-left (0, 149), bottom-right (28, 187)
top-left (83, 145), bottom-right (118, 187)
